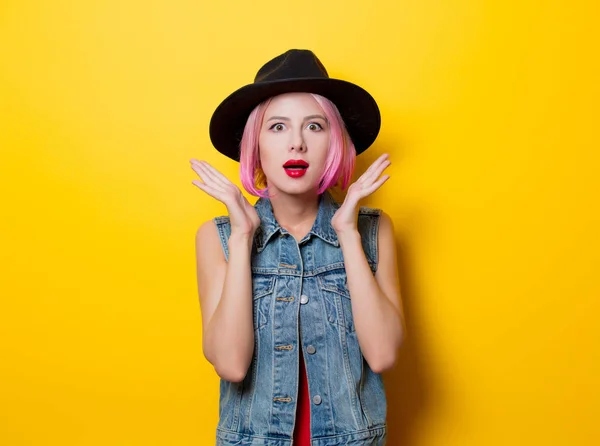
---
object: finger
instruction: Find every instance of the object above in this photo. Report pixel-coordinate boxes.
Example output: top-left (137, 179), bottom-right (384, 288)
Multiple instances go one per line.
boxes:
top-left (198, 161), bottom-right (232, 187)
top-left (191, 163), bottom-right (227, 192)
top-left (365, 153), bottom-right (389, 174)
top-left (358, 154), bottom-right (389, 183)
top-left (341, 184), bottom-right (363, 208)
top-left (193, 162), bottom-right (229, 188)
top-left (365, 159), bottom-right (391, 184)
top-left (363, 174), bottom-right (390, 195)
top-left (192, 179), bottom-right (227, 200)
top-left (360, 158), bottom-right (391, 185)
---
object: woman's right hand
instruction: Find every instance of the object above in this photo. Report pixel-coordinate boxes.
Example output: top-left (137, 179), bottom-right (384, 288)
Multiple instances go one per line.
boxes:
top-left (190, 159), bottom-right (261, 237)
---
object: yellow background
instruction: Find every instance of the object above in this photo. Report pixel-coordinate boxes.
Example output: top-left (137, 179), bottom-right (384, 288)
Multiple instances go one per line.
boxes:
top-left (1, 1), bottom-right (598, 445)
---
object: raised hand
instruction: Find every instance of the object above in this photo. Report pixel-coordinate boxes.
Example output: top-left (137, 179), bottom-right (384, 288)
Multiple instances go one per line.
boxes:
top-left (331, 153), bottom-right (391, 234)
top-left (190, 159), bottom-right (260, 237)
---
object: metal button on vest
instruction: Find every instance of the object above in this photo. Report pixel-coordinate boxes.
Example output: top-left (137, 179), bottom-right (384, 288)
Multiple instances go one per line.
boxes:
top-left (300, 294), bottom-right (309, 304)
top-left (312, 395), bottom-right (322, 405)
top-left (306, 345), bottom-right (316, 355)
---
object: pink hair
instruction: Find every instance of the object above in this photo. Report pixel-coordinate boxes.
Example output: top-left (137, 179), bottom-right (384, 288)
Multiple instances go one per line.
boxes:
top-left (239, 93), bottom-right (356, 198)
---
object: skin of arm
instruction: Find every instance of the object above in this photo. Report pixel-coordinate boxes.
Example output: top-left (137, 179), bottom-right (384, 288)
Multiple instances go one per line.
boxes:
top-left (336, 211), bottom-right (405, 374)
top-left (195, 221), bottom-right (256, 383)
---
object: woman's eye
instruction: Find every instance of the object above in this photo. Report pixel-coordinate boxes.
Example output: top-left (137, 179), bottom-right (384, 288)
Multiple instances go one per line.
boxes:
top-left (269, 123), bottom-right (285, 131)
top-left (307, 122), bottom-right (323, 131)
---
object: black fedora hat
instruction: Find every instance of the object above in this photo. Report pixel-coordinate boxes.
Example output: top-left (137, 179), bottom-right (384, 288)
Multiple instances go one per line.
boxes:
top-left (209, 49), bottom-right (381, 162)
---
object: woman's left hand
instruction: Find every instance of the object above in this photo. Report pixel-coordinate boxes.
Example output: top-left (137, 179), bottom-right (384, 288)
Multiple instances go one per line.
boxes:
top-left (331, 153), bottom-right (391, 235)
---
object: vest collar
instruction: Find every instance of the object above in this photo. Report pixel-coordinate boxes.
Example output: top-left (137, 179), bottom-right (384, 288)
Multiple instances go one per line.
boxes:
top-left (254, 190), bottom-right (340, 252)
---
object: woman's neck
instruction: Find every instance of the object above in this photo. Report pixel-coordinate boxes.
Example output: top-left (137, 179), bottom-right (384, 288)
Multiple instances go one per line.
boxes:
top-left (268, 191), bottom-right (320, 241)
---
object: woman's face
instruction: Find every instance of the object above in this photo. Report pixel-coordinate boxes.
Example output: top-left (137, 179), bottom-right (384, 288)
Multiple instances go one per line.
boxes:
top-left (258, 92), bottom-right (330, 197)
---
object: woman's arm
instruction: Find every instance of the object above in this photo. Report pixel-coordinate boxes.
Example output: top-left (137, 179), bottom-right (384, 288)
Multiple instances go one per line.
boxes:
top-left (190, 159), bottom-right (260, 383)
top-left (330, 153), bottom-right (404, 373)
top-left (195, 221), bottom-right (255, 383)
top-left (337, 211), bottom-right (405, 374)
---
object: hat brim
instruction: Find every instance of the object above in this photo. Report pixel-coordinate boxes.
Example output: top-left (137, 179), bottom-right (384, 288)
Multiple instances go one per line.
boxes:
top-left (209, 77), bottom-right (381, 161)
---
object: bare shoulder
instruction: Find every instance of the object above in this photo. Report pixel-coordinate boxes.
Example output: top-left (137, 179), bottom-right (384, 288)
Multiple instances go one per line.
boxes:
top-left (375, 211), bottom-right (402, 312)
top-left (377, 210), bottom-right (395, 239)
top-left (195, 219), bottom-right (227, 330)
top-left (196, 219), bottom-right (221, 249)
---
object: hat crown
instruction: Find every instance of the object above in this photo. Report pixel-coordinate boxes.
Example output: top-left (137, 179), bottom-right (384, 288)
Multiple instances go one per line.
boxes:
top-left (254, 49), bottom-right (329, 83)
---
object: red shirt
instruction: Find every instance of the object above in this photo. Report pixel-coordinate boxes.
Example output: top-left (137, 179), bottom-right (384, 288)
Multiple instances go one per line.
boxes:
top-left (293, 352), bottom-right (311, 444)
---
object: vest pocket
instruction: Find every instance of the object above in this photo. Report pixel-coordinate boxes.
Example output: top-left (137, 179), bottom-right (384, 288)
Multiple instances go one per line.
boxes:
top-left (317, 270), bottom-right (355, 333)
top-left (252, 274), bottom-right (275, 330)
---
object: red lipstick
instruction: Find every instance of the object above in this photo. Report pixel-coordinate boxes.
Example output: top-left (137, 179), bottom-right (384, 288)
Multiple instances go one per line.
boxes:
top-left (283, 159), bottom-right (309, 178)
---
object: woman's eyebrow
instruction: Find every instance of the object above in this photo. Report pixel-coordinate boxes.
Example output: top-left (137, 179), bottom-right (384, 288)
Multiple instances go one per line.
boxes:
top-left (303, 114), bottom-right (327, 122)
top-left (266, 116), bottom-right (290, 122)
top-left (265, 114), bottom-right (328, 123)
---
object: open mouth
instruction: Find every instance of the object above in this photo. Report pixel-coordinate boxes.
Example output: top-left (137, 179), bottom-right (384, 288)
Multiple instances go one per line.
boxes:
top-left (283, 159), bottom-right (309, 178)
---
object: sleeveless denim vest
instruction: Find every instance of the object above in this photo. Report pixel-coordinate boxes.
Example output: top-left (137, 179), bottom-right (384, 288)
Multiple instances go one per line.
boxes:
top-left (212, 191), bottom-right (387, 445)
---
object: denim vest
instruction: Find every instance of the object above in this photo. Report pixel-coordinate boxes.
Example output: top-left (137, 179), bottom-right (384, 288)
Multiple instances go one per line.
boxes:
top-left (212, 191), bottom-right (387, 445)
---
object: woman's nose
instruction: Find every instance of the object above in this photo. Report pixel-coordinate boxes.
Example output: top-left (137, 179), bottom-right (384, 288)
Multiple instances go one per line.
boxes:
top-left (290, 143), bottom-right (306, 152)
top-left (290, 134), bottom-right (306, 152)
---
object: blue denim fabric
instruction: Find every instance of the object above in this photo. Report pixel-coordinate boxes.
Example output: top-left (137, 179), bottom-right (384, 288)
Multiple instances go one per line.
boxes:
top-left (212, 191), bottom-right (387, 445)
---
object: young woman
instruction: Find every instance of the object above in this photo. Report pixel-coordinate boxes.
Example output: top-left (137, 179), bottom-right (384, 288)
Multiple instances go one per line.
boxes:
top-left (191, 49), bottom-right (404, 446)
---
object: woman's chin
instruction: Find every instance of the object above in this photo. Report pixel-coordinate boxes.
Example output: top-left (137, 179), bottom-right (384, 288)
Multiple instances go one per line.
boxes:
top-left (267, 177), bottom-right (319, 197)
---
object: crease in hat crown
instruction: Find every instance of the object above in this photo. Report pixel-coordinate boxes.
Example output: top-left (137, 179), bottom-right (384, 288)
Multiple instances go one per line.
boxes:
top-left (254, 49), bottom-right (330, 82)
